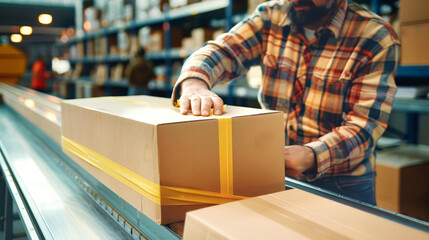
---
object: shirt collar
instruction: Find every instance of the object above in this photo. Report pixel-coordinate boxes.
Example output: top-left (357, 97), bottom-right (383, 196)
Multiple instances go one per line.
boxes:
top-left (285, 0), bottom-right (347, 40)
top-left (325, 0), bottom-right (347, 39)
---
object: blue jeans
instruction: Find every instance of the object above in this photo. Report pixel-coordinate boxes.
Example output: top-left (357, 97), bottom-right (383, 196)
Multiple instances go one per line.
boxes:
top-left (309, 172), bottom-right (376, 205)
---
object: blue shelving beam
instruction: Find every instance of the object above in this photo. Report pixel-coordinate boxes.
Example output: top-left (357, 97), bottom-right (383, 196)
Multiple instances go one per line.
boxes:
top-left (63, 0), bottom-right (230, 45)
top-left (396, 66), bottom-right (429, 79)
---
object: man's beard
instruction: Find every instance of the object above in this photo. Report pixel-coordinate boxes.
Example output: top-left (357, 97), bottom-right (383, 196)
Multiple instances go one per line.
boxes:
top-left (290, 0), bottom-right (335, 27)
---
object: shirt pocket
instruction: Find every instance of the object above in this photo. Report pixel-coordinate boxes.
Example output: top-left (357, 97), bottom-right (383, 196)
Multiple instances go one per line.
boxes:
top-left (260, 54), bottom-right (296, 111)
top-left (305, 71), bottom-right (352, 134)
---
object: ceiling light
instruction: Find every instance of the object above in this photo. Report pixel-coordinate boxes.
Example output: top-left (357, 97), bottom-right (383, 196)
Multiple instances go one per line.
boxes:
top-left (20, 26), bottom-right (33, 35)
top-left (39, 14), bottom-right (53, 25)
top-left (10, 34), bottom-right (22, 43)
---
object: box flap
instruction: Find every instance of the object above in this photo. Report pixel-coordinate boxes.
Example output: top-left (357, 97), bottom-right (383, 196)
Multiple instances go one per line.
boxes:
top-left (62, 96), bottom-right (280, 125)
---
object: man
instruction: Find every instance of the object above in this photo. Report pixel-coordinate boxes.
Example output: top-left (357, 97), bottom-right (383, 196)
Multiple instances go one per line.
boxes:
top-left (171, 0), bottom-right (399, 205)
top-left (126, 48), bottom-right (155, 95)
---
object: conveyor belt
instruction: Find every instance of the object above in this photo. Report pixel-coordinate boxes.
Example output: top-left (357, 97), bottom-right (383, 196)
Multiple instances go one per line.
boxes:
top-left (1, 83), bottom-right (428, 239)
top-left (0, 103), bottom-right (181, 239)
top-left (0, 105), bottom-right (136, 239)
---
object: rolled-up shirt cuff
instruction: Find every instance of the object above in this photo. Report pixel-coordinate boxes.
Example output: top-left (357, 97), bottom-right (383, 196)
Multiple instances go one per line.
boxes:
top-left (171, 71), bottom-right (212, 106)
top-left (304, 140), bottom-right (332, 181)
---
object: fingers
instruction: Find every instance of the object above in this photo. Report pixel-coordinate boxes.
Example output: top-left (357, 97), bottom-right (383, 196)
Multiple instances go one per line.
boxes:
top-left (179, 98), bottom-right (191, 115)
top-left (211, 96), bottom-right (224, 115)
top-left (179, 92), bottom-right (224, 116)
top-left (200, 96), bottom-right (212, 116)
top-left (190, 96), bottom-right (202, 115)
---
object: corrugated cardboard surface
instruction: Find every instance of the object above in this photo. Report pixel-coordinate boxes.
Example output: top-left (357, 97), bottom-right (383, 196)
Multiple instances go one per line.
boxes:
top-left (400, 21), bottom-right (429, 65)
top-left (184, 189), bottom-right (429, 240)
top-left (61, 96), bottom-right (285, 224)
top-left (376, 145), bottom-right (429, 222)
top-left (399, 0), bottom-right (429, 24)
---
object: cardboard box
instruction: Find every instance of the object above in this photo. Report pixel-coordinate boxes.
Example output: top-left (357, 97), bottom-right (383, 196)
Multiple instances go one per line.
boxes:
top-left (110, 64), bottom-right (124, 81)
top-left (94, 64), bottom-right (108, 84)
top-left (138, 27), bottom-right (151, 49)
top-left (400, 0), bottom-right (429, 24)
top-left (169, 0), bottom-right (186, 9)
top-left (87, 39), bottom-right (95, 57)
top-left (135, 0), bottom-right (150, 20)
top-left (57, 80), bottom-right (69, 98)
top-left (117, 30), bottom-right (130, 54)
top-left (184, 189), bottom-right (429, 239)
top-left (77, 42), bottom-right (84, 58)
top-left (212, 29), bottom-right (225, 40)
top-left (181, 37), bottom-right (194, 50)
top-left (95, 37), bottom-right (108, 56)
top-left (191, 28), bottom-right (214, 47)
top-left (61, 96), bottom-right (285, 224)
top-left (107, 0), bottom-right (123, 26)
top-left (400, 21), bottom-right (429, 65)
top-left (148, 29), bottom-right (164, 52)
top-left (76, 82), bottom-right (106, 98)
top-left (72, 64), bottom-right (83, 79)
top-left (123, 3), bottom-right (134, 22)
top-left (129, 34), bottom-right (139, 56)
top-left (376, 145), bottom-right (429, 222)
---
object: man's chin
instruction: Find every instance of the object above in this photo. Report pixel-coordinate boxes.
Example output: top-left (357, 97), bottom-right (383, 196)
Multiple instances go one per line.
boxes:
top-left (291, 10), bottom-right (328, 27)
top-left (292, 16), bottom-right (318, 27)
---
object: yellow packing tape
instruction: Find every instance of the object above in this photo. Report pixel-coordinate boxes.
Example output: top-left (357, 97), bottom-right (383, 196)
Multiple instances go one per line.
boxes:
top-left (63, 136), bottom-right (246, 205)
top-left (218, 118), bottom-right (234, 195)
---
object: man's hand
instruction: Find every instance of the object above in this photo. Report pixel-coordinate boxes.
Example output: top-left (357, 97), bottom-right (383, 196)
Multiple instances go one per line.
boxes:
top-left (284, 145), bottom-right (316, 180)
top-left (179, 78), bottom-right (224, 116)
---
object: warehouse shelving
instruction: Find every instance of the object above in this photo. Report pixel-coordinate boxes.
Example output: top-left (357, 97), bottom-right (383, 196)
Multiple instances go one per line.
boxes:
top-left (54, 0), bottom-right (242, 97)
top-left (65, 0), bottom-right (231, 44)
top-left (396, 65), bottom-right (429, 79)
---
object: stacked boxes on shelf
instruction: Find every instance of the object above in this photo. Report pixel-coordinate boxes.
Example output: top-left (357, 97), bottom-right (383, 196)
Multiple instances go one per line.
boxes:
top-left (60, 0), bottom-right (248, 96)
top-left (83, 6), bottom-right (101, 32)
top-left (135, 0), bottom-right (163, 20)
top-left (399, 0), bottom-right (429, 65)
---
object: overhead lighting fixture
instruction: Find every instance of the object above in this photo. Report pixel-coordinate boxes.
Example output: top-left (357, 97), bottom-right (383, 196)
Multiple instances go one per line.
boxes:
top-left (39, 14), bottom-right (53, 25)
top-left (20, 26), bottom-right (33, 35)
top-left (10, 34), bottom-right (22, 43)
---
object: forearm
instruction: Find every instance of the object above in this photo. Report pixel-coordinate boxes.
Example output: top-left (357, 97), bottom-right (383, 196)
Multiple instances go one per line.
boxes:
top-left (172, 12), bottom-right (265, 104)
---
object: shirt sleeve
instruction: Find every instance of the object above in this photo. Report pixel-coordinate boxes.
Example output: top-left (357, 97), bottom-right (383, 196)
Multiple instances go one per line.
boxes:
top-left (171, 6), bottom-right (268, 105)
top-left (305, 43), bottom-right (400, 180)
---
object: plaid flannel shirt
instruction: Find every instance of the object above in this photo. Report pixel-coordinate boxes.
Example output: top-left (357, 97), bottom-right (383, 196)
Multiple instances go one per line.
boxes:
top-left (172, 0), bottom-right (400, 180)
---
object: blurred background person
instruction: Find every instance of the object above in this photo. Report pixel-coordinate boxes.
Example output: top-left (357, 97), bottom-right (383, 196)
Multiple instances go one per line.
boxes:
top-left (31, 55), bottom-right (50, 92)
top-left (125, 48), bottom-right (155, 95)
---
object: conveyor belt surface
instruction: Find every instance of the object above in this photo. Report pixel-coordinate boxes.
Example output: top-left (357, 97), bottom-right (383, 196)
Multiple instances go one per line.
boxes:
top-left (0, 105), bottom-right (135, 239)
